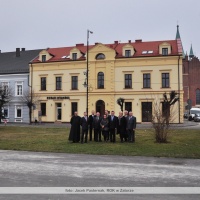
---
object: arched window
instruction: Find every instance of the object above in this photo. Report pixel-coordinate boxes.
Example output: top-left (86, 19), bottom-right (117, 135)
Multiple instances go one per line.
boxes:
top-left (97, 72), bottom-right (104, 89)
top-left (96, 53), bottom-right (105, 60)
top-left (196, 89), bottom-right (200, 104)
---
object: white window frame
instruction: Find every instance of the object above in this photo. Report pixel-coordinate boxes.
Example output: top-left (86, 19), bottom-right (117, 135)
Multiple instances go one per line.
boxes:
top-left (15, 105), bottom-right (23, 118)
top-left (2, 106), bottom-right (9, 118)
top-left (15, 81), bottom-right (23, 96)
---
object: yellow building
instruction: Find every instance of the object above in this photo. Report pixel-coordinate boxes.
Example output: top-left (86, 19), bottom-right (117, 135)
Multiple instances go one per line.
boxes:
top-left (30, 38), bottom-right (183, 123)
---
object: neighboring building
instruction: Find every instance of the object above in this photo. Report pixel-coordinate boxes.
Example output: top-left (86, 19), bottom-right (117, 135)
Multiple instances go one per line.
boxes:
top-left (0, 48), bottom-right (42, 122)
top-left (183, 52), bottom-right (200, 110)
top-left (30, 37), bottom-right (183, 123)
top-left (177, 23), bottom-right (200, 111)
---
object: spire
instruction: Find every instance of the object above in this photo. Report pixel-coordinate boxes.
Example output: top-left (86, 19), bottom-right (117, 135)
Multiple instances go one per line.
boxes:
top-left (189, 44), bottom-right (194, 59)
top-left (176, 25), bottom-right (181, 39)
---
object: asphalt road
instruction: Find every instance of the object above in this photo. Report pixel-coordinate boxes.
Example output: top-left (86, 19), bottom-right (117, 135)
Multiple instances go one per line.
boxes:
top-left (0, 150), bottom-right (200, 200)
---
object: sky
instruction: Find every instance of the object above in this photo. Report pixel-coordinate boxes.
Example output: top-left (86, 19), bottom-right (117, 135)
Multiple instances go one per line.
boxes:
top-left (0, 0), bottom-right (200, 57)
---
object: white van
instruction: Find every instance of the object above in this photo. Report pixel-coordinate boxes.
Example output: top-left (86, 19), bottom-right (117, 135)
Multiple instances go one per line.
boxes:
top-left (188, 108), bottom-right (200, 120)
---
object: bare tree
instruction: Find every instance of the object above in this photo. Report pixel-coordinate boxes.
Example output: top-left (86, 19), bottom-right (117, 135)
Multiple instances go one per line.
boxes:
top-left (151, 91), bottom-right (179, 143)
top-left (20, 89), bottom-right (40, 124)
top-left (0, 85), bottom-right (13, 123)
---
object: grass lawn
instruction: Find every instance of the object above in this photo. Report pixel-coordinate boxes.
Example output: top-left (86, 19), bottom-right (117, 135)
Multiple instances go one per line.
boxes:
top-left (0, 126), bottom-right (200, 158)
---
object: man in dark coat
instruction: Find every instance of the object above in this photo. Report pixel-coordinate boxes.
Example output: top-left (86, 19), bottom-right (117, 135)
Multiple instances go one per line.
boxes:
top-left (117, 111), bottom-right (127, 142)
top-left (123, 110), bottom-right (129, 141)
top-left (126, 111), bottom-right (137, 143)
top-left (80, 112), bottom-right (89, 144)
top-left (69, 111), bottom-right (81, 143)
top-left (93, 112), bottom-right (102, 142)
top-left (108, 111), bottom-right (118, 143)
top-left (88, 110), bottom-right (96, 141)
top-left (105, 110), bottom-right (110, 140)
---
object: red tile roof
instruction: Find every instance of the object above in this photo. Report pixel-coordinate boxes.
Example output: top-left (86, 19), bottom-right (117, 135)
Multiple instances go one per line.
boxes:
top-left (31, 39), bottom-right (180, 63)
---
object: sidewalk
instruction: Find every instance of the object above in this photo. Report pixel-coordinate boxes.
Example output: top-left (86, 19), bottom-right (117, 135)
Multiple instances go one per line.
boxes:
top-left (0, 119), bottom-right (198, 128)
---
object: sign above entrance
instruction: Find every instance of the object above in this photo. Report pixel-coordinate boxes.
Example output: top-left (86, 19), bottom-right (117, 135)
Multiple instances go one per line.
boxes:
top-left (47, 96), bottom-right (70, 100)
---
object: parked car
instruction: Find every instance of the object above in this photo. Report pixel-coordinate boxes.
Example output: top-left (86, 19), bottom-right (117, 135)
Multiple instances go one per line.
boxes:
top-left (188, 108), bottom-right (200, 121)
top-left (194, 113), bottom-right (200, 122)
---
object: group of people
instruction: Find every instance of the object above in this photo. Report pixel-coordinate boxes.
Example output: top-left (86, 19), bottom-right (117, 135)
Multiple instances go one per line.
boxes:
top-left (68, 110), bottom-right (136, 144)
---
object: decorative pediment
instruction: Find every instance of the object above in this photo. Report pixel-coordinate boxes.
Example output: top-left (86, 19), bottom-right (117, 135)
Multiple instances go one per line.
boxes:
top-left (89, 43), bottom-right (116, 61)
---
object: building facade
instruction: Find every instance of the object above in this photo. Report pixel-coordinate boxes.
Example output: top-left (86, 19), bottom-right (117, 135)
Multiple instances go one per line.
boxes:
top-left (0, 48), bottom-right (42, 123)
top-left (183, 55), bottom-right (200, 110)
top-left (31, 38), bottom-right (183, 123)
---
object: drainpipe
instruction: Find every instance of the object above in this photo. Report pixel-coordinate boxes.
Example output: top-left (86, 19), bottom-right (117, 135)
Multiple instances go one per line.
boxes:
top-left (178, 55), bottom-right (181, 123)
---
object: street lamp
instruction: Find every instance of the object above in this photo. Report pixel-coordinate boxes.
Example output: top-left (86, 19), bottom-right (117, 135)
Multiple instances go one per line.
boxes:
top-left (84, 29), bottom-right (93, 116)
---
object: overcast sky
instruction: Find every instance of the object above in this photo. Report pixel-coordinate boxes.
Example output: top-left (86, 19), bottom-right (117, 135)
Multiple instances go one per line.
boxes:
top-left (0, 0), bottom-right (200, 57)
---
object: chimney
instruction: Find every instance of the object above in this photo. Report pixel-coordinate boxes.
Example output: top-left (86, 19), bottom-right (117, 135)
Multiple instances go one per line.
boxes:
top-left (16, 48), bottom-right (20, 57)
top-left (135, 39), bottom-right (142, 43)
top-left (76, 43), bottom-right (84, 47)
top-left (128, 40), bottom-right (131, 43)
top-left (21, 48), bottom-right (25, 51)
top-left (114, 41), bottom-right (118, 44)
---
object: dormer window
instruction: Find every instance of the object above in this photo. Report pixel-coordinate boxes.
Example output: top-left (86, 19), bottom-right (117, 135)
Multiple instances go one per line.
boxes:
top-left (42, 55), bottom-right (46, 62)
top-left (125, 50), bottom-right (131, 57)
top-left (72, 53), bottom-right (77, 60)
top-left (96, 53), bottom-right (105, 60)
top-left (122, 44), bottom-right (134, 57)
top-left (162, 48), bottom-right (168, 56)
top-left (159, 42), bottom-right (171, 55)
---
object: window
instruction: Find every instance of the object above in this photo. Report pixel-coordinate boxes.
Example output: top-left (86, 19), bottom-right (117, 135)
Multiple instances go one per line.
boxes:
top-left (41, 103), bottom-right (46, 116)
top-left (16, 82), bottom-right (23, 96)
top-left (125, 102), bottom-right (132, 112)
top-left (125, 50), bottom-right (131, 57)
top-left (41, 77), bottom-right (46, 90)
top-left (56, 77), bottom-right (62, 90)
top-left (1, 82), bottom-right (9, 95)
top-left (125, 74), bottom-right (132, 88)
top-left (162, 48), bottom-right (168, 56)
top-left (72, 53), bottom-right (77, 60)
top-left (42, 55), bottom-right (46, 62)
top-left (162, 73), bottom-right (170, 88)
top-left (96, 53), bottom-right (105, 60)
top-left (71, 76), bottom-right (78, 90)
top-left (71, 102), bottom-right (77, 116)
top-left (2, 107), bottom-right (8, 118)
top-left (15, 106), bottom-right (22, 118)
top-left (196, 89), bottom-right (200, 105)
top-left (143, 73), bottom-right (151, 88)
top-left (97, 72), bottom-right (104, 89)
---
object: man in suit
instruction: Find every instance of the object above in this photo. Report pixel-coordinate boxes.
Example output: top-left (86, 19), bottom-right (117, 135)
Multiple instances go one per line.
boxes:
top-left (80, 112), bottom-right (89, 144)
top-left (105, 110), bottom-right (110, 140)
top-left (88, 110), bottom-right (96, 141)
top-left (108, 111), bottom-right (118, 143)
top-left (93, 112), bottom-right (102, 142)
top-left (126, 111), bottom-right (137, 143)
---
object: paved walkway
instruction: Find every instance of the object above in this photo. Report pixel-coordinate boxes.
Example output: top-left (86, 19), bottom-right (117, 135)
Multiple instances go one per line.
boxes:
top-left (0, 150), bottom-right (200, 200)
top-left (0, 119), bottom-right (199, 129)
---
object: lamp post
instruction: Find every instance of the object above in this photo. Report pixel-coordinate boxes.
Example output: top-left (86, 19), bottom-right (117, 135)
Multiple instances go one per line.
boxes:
top-left (85, 29), bottom-right (93, 116)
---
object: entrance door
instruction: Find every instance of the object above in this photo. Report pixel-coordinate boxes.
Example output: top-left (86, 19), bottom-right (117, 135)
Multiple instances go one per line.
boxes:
top-left (96, 100), bottom-right (105, 116)
top-left (56, 103), bottom-right (62, 120)
top-left (142, 102), bottom-right (152, 122)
